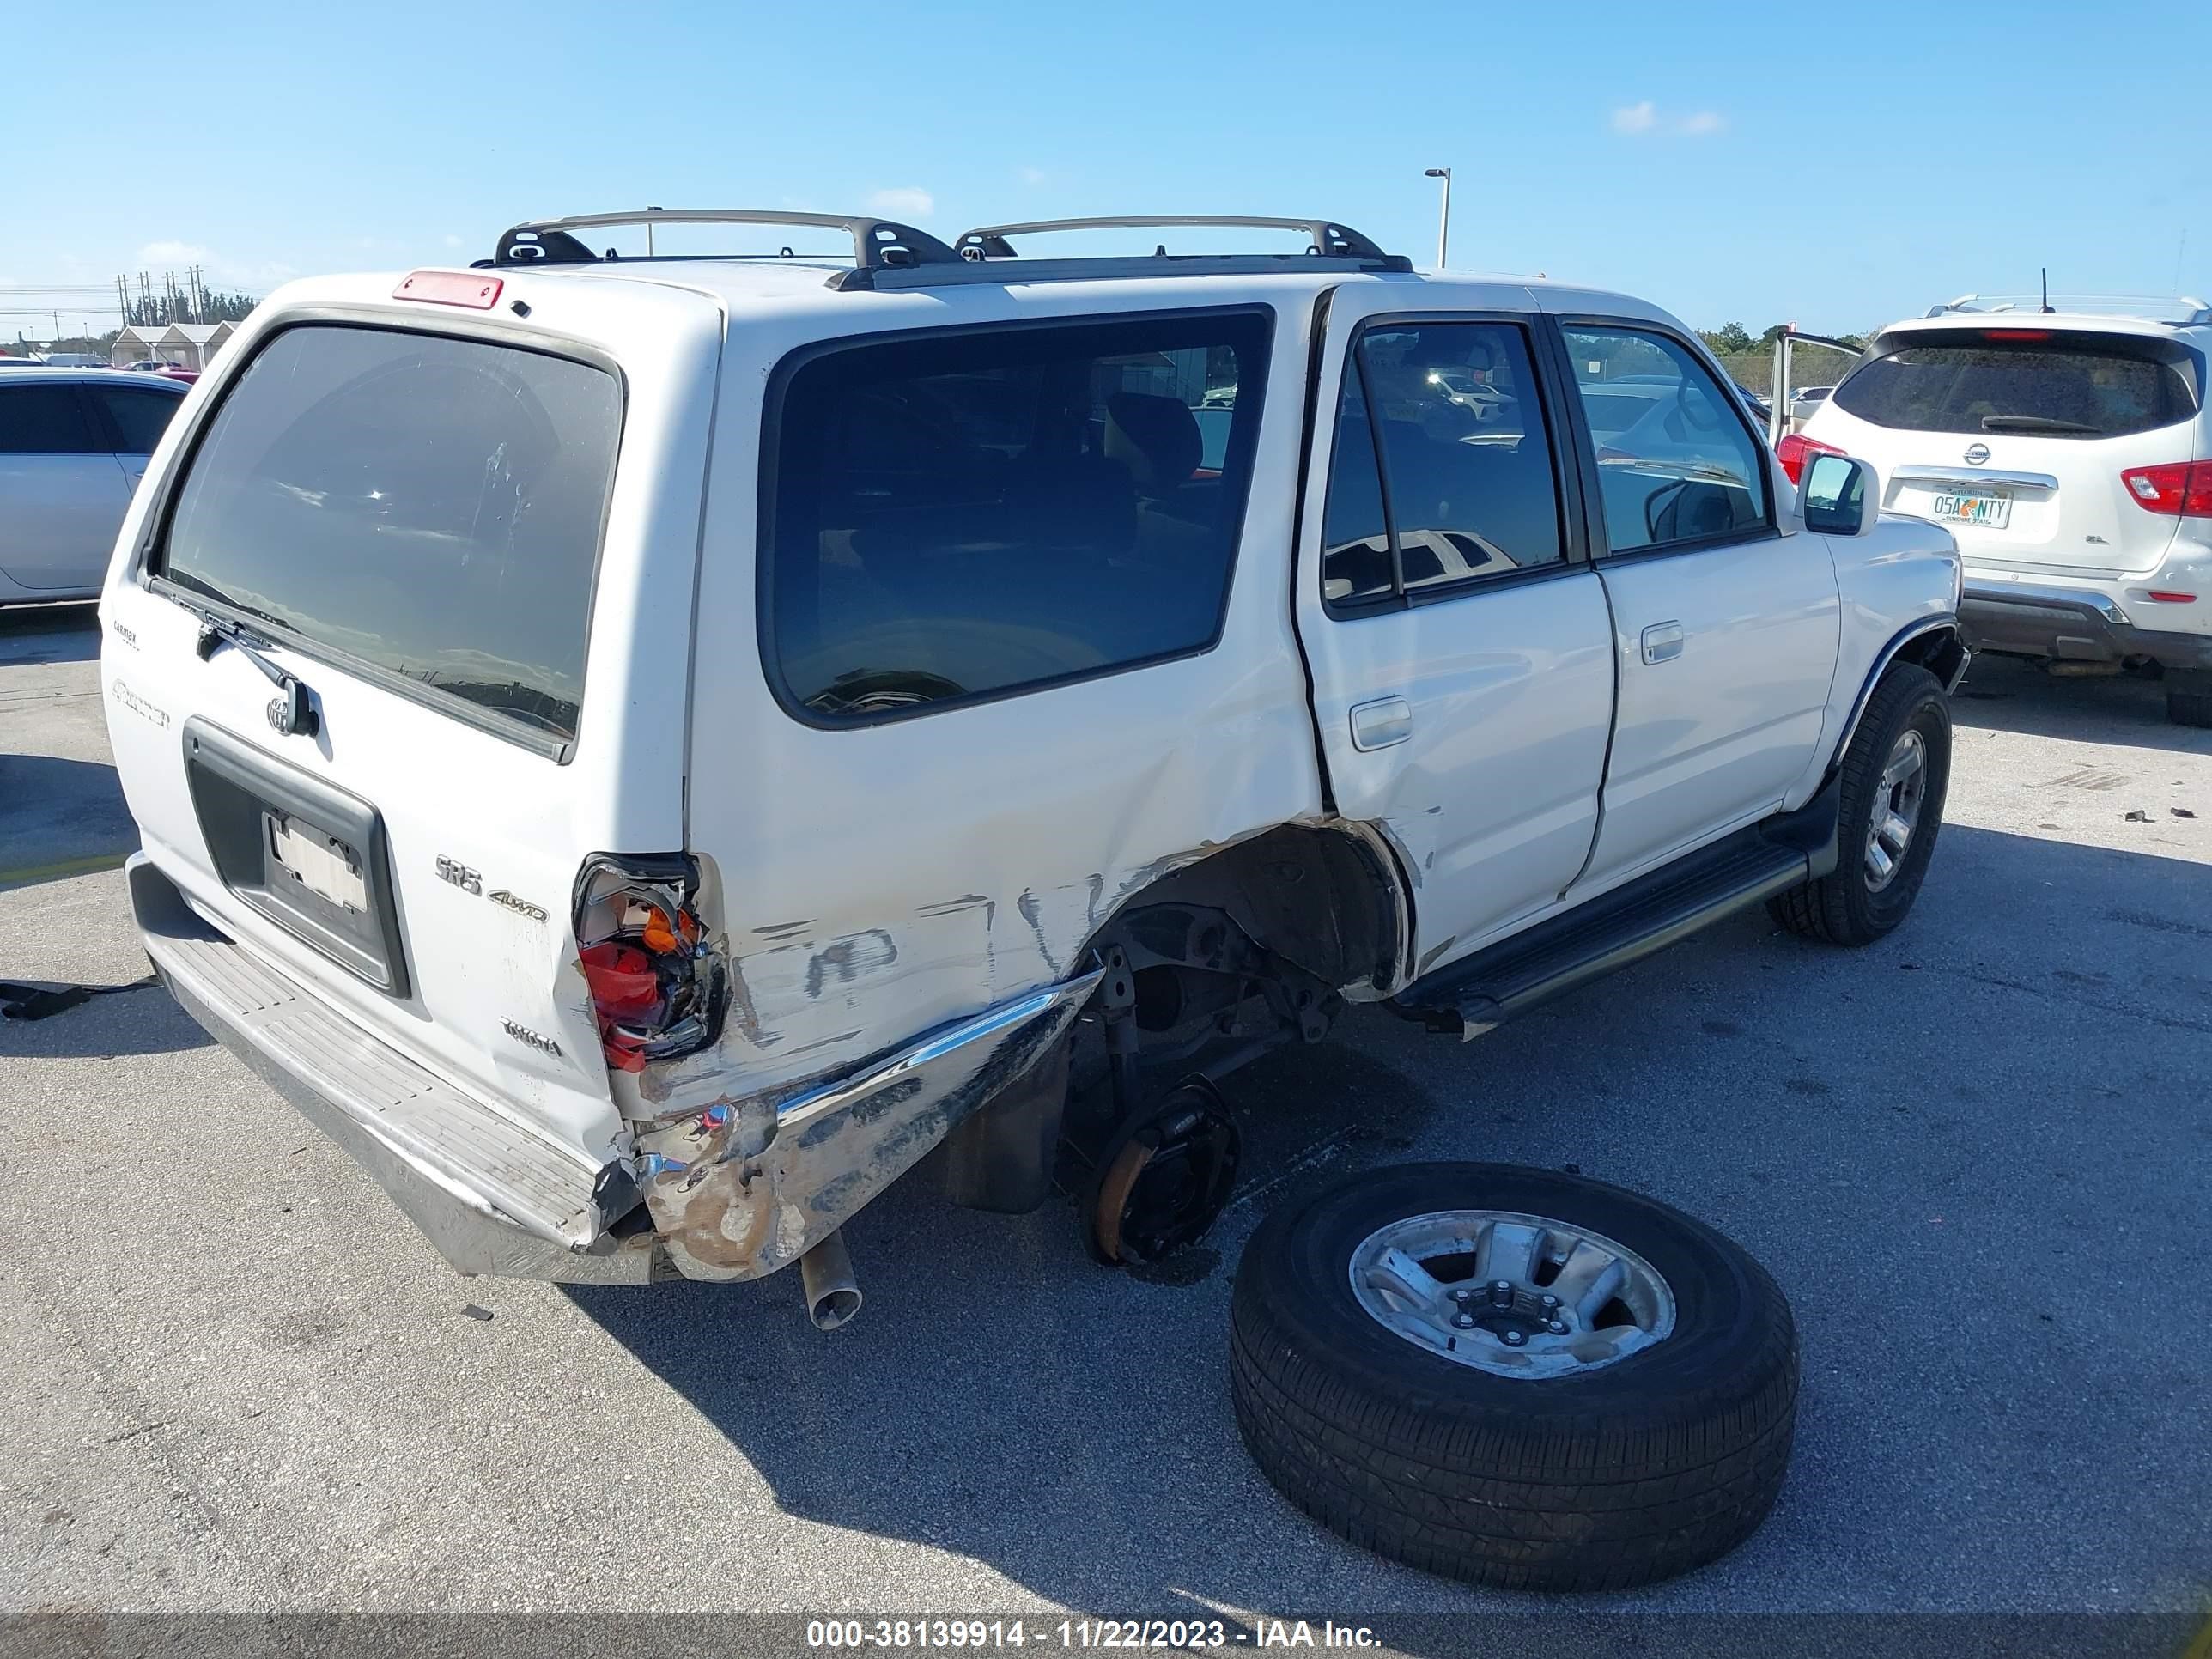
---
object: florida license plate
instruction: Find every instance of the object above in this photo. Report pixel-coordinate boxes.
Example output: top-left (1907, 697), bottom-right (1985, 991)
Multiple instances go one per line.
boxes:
top-left (1929, 489), bottom-right (2012, 529)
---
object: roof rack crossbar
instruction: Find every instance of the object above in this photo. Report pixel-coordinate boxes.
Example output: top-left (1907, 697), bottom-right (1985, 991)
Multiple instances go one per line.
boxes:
top-left (954, 215), bottom-right (1400, 265)
top-left (492, 210), bottom-right (963, 273)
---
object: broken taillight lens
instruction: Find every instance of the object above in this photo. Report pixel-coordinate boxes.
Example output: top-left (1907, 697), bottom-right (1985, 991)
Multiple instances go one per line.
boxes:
top-left (573, 854), bottom-right (725, 1073)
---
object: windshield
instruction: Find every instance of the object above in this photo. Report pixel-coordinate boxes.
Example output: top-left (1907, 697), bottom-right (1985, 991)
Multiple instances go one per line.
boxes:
top-left (1833, 331), bottom-right (2199, 439)
top-left (159, 325), bottom-right (622, 745)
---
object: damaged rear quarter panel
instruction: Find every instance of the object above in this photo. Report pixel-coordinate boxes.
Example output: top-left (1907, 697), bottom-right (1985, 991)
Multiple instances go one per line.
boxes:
top-left (626, 286), bottom-right (1334, 1267)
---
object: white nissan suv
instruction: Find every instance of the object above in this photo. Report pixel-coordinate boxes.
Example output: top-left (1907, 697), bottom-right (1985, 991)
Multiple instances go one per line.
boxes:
top-left (1790, 298), bottom-right (2212, 726)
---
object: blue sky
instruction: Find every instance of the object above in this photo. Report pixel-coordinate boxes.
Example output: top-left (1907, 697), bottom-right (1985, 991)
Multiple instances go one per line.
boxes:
top-left (7, 0), bottom-right (2209, 337)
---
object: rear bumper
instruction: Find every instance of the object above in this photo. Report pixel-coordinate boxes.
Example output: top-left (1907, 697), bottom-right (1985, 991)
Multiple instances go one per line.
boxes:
top-left (132, 851), bottom-right (1103, 1287)
top-left (130, 853), bottom-right (659, 1285)
top-left (1960, 584), bottom-right (2212, 670)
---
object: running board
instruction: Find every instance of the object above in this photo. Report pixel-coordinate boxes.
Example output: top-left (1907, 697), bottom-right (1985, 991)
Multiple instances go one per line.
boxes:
top-left (1395, 780), bottom-right (1840, 1040)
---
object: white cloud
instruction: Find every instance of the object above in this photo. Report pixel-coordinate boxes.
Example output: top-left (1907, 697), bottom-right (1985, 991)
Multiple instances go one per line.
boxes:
top-left (138, 240), bottom-right (212, 265)
top-left (1018, 166), bottom-right (1048, 187)
top-left (1611, 102), bottom-right (1728, 138)
top-left (136, 240), bottom-right (295, 291)
top-left (443, 234), bottom-right (465, 249)
top-left (866, 186), bottom-right (935, 219)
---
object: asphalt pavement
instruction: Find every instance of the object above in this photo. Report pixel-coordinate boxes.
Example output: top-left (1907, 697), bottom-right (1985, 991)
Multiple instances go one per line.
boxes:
top-left (3, 601), bottom-right (2208, 1633)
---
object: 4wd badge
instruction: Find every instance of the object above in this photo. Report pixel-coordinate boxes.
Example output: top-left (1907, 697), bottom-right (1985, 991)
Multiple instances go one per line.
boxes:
top-left (438, 856), bottom-right (548, 922)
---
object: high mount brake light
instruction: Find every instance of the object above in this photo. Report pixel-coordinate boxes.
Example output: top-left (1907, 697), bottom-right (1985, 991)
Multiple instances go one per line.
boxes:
top-left (1776, 431), bottom-right (1844, 485)
top-left (392, 270), bottom-right (504, 309)
top-left (1981, 329), bottom-right (2052, 341)
top-left (573, 854), bottom-right (724, 1073)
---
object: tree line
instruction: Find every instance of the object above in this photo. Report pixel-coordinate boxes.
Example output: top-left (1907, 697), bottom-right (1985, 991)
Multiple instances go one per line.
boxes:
top-left (1697, 323), bottom-right (1867, 356)
top-left (120, 289), bottom-right (261, 330)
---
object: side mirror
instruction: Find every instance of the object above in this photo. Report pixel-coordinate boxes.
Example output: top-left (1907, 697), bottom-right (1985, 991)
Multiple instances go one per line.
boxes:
top-left (1798, 452), bottom-right (1877, 537)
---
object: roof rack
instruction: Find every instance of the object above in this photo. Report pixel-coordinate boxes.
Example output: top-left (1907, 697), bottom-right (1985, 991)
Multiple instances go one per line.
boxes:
top-left (953, 215), bottom-right (1405, 267)
top-left (1924, 291), bottom-right (2212, 325)
top-left (482, 208), bottom-right (1414, 292)
top-left (489, 210), bottom-right (963, 281)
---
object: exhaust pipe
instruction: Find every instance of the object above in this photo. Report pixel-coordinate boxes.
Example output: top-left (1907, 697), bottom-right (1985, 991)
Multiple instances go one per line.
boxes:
top-left (799, 1229), bottom-right (862, 1331)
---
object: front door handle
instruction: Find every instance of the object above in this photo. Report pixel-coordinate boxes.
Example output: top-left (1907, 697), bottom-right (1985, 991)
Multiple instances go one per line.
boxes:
top-left (1640, 622), bottom-right (1686, 665)
top-left (1350, 696), bottom-right (1413, 751)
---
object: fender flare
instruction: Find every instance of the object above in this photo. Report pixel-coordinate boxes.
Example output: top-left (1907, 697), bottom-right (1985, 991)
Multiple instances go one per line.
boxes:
top-left (1822, 616), bottom-right (1969, 781)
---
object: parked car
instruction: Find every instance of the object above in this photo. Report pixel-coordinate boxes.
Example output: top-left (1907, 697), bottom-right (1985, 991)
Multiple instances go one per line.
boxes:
top-left (101, 206), bottom-right (1965, 1588)
top-left (1792, 298), bottom-right (2212, 725)
top-left (0, 368), bottom-right (188, 603)
top-left (38, 352), bottom-right (106, 368)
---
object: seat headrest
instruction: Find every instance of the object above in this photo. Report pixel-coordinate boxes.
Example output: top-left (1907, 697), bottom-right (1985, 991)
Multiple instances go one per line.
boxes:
top-left (1105, 392), bottom-right (1203, 495)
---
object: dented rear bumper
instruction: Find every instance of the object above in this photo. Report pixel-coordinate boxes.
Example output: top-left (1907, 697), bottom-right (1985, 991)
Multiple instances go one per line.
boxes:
top-left (134, 850), bottom-right (1101, 1286)
top-left (635, 967), bottom-right (1103, 1281)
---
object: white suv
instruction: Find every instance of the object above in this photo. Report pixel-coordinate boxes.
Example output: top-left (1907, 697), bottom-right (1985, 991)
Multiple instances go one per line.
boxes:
top-left (98, 209), bottom-right (1965, 1324)
top-left (1791, 298), bottom-right (2212, 725)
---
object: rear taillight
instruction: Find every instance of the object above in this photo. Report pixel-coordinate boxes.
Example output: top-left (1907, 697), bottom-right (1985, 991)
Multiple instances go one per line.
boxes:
top-left (574, 854), bottom-right (724, 1073)
top-left (2120, 462), bottom-right (2212, 518)
top-left (1776, 432), bottom-right (1843, 485)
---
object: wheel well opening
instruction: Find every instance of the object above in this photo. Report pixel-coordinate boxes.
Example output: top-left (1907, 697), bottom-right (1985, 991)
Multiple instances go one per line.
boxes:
top-left (1091, 823), bottom-right (1401, 996)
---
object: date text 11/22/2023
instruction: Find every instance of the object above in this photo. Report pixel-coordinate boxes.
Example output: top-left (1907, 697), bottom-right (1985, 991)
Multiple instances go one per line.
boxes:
top-left (804, 1620), bottom-right (1384, 1650)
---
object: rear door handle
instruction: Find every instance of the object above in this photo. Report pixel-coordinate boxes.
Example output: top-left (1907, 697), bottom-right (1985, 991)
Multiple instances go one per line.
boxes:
top-left (1350, 696), bottom-right (1413, 751)
top-left (1640, 622), bottom-right (1685, 665)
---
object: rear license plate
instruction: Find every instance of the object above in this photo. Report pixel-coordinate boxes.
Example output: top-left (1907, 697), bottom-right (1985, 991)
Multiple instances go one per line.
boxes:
top-left (265, 813), bottom-right (368, 914)
top-left (1929, 489), bottom-right (2012, 529)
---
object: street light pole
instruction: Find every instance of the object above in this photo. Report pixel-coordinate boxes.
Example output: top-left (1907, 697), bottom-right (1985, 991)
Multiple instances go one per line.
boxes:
top-left (1424, 167), bottom-right (1452, 270)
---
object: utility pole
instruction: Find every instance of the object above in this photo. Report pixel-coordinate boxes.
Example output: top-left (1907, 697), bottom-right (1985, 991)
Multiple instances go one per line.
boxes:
top-left (1424, 167), bottom-right (1452, 270)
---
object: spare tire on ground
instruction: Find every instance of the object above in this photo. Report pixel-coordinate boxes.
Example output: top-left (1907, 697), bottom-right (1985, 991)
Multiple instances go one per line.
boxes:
top-left (1230, 1162), bottom-right (1797, 1591)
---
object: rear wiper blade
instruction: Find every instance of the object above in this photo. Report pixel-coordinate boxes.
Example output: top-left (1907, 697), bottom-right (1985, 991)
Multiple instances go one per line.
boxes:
top-left (186, 605), bottom-right (319, 738)
top-left (1980, 414), bottom-right (2102, 434)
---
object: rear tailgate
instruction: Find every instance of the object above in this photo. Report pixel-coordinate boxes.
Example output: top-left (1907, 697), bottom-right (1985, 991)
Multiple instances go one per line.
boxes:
top-left (1810, 326), bottom-right (2201, 577)
top-left (99, 270), bottom-right (724, 1170)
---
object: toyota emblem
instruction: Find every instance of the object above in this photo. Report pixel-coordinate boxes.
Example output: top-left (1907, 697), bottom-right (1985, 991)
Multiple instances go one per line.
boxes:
top-left (1964, 442), bottom-right (1990, 465)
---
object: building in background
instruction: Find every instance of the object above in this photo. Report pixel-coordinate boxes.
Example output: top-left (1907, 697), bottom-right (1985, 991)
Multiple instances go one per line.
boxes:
top-left (111, 320), bottom-right (234, 370)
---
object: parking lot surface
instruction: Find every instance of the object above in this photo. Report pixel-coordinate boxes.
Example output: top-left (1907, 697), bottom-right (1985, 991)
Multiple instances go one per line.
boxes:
top-left (3, 601), bottom-right (2209, 1623)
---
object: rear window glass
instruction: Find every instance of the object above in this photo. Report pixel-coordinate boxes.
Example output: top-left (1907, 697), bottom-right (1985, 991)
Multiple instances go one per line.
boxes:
top-left (1833, 333), bottom-right (2200, 439)
top-left (766, 310), bottom-right (1269, 723)
top-left (86, 383), bottom-right (183, 453)
top-left (160, 325), bottom-right (621, 745)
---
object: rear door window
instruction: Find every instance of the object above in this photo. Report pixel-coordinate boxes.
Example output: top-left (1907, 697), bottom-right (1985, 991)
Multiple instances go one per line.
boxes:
top-left (1322, 319), bottom-right (1567, 607)
top-left (0, 384), bottom-right (105, 453)
top-left (157, 325), bottom-right (623, 747)
top-left (1832, 331), bottom-right (2200, 438)
top-left (765, 309), bottom-right (1270, 723)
